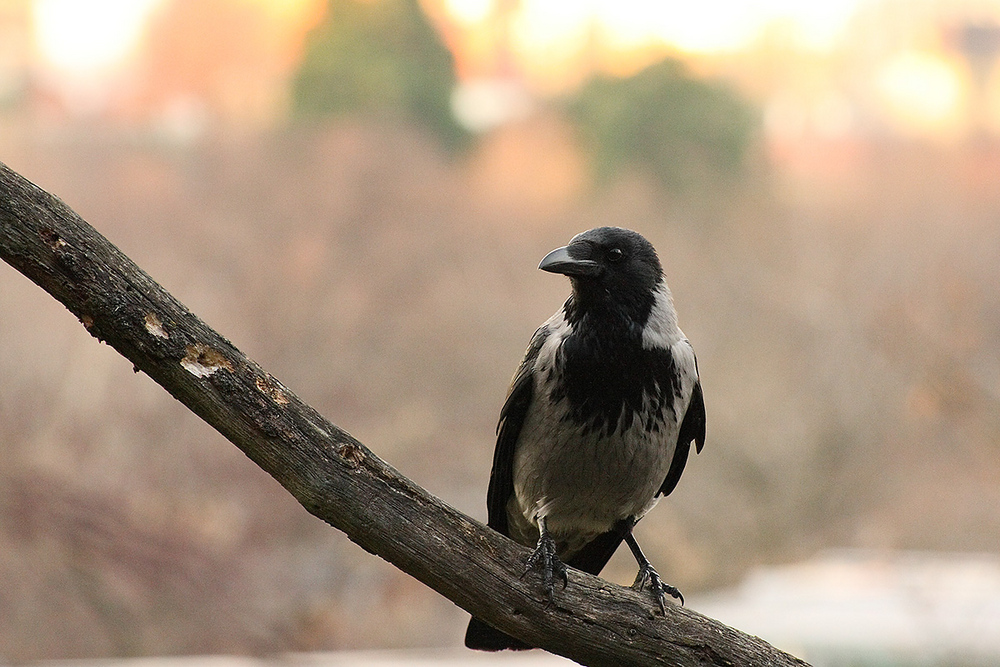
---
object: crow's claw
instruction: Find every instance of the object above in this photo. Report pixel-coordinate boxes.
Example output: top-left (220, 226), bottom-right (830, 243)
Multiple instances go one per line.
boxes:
top-left (631, 562), bottom-right (683, 612)
top-left (522, 525), bottom-right (567, 603)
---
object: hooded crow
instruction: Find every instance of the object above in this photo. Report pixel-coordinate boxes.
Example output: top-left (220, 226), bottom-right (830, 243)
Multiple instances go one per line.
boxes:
top-left (465, 227), bottom-right (706, 651)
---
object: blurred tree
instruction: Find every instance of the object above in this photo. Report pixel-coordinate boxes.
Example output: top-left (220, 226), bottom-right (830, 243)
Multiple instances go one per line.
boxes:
top-left (292, 0), bottom-right (468, 152)
top-left (566, 59), bottom-right (758, 193)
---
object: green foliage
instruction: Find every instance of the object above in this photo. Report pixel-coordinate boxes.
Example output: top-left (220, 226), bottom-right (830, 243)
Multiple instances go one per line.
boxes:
top-left (567, 59), bottom-right (758, 192)
top-left (292, 0), bottom-right (468, 151)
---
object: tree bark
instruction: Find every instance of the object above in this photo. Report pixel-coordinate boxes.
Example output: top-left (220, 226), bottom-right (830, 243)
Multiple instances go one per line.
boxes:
top-left (0, 160), bottom-right (810, 667)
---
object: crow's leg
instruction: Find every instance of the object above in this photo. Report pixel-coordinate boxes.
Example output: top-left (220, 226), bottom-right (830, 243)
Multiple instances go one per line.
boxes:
top-left (624, 529), bottom-right (683, 612)
top-left (522, 516), bottom-right (567, 603)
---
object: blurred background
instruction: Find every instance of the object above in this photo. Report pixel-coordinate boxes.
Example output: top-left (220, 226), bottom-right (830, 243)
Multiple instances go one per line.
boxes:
top-left (2, 0), bottom-right (1000, 664)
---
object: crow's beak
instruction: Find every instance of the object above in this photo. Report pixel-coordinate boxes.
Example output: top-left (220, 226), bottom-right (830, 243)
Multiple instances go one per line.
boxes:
top-left (538, 245), bottom-right (602, 278)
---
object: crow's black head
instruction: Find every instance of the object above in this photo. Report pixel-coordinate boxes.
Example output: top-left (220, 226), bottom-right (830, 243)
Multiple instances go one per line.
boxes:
top-left (539, 227), bottom-right (663, 323)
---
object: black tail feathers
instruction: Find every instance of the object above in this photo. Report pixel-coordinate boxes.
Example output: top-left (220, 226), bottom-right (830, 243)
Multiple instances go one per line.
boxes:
top-left (464, 617), bottom-right (532, 651)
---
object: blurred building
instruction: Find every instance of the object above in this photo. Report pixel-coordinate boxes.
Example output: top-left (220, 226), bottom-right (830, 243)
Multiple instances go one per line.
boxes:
top-left (132, 0), bottom-right (324, 134)
top-left (693, 550), bottom-right (1000, 667)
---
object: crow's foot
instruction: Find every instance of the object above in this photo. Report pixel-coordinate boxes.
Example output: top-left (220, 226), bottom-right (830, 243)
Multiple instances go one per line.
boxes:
top-left (522, 520), bottom-right (567, 604)
top-left (631, 561), bottom-right (683, 612)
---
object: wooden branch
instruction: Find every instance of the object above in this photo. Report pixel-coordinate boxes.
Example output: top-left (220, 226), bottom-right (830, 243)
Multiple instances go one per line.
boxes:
top-left (0, 160), bottom-right (810, 667)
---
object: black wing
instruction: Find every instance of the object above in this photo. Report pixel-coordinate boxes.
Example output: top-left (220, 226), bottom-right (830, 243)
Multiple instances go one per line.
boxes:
top-left (485, 325), bottom-right (550, 536)
top-left (658, 377), bottom-right (706, 497)
top-left (466, 326), bottom-right (551, 652)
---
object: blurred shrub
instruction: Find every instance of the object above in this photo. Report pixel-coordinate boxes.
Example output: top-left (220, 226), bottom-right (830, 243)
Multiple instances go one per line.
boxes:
top-left (292, 0), bottom-right (468, 152)
top-left (566, 58), bottom-right (758, 192)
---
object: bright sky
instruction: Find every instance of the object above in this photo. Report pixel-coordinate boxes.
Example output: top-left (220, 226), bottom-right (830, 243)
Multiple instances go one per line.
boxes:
top-left (875, 50), bottom-right (968, 136)
top-left (446, 0), bottom-right (865, 53)
top-left (34, 0), bottom-right (865, 79)
top-left (33, 0), bottom-right (164, 75)
top-left (27, 0), bottom-right (982, 139)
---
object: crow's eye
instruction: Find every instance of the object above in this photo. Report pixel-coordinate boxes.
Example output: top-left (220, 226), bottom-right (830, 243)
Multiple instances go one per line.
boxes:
top-left (607, 247), bottom-right (624, 263)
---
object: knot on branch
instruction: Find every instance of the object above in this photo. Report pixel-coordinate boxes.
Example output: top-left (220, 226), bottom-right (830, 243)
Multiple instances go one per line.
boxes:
top-left (181, 343), bottom-right (234, 378)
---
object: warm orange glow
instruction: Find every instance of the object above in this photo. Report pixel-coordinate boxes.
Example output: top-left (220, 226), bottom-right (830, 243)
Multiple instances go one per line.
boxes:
top-left (135, 0), bottom-right (326, 127)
